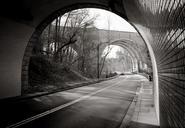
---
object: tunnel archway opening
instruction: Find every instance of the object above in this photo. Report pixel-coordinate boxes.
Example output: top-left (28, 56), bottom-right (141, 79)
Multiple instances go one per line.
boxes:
top-left (21, 4), bottom-right (159, 124)
top-left (24, 7), bottom-right (153, 94)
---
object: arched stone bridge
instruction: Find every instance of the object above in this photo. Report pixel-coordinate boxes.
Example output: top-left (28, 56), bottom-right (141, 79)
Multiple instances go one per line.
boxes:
top-left (71, 29), bottom-right (151, 73)
top-left (97, 29), bottom-right (150, 65)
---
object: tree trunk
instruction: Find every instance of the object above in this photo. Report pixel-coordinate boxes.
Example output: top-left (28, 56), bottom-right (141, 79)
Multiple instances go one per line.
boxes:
top-left (54, 18), bottom-right (58, 53)
top-left (97, 44), bottom-right (100, 78)
top-left (47, 23), bottom-right (51, 58)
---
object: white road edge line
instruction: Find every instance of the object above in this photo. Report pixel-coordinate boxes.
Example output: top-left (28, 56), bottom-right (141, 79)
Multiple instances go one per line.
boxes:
top-left (6, 80), bottom-right (124, 128)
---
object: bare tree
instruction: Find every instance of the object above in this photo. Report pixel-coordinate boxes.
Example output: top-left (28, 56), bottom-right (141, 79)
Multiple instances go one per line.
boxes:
top-left (40, 9), bottom-right (98, 64)
top-left (98, 16), bottom-right (112, 78)
top-left (53, 9), bottom-right (97, 63)
top-left (99, 45), bottom-right (112, 77)
top-left (39, 9), bottom-right (103, 78)
top-left (116, 50), bottom-right (133, 72)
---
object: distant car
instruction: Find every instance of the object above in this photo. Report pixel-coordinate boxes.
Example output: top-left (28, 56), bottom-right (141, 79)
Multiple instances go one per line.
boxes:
top-left (120, 73), bottom-right (125, 75)
top-left (149, 75), bottom-right (152, 81)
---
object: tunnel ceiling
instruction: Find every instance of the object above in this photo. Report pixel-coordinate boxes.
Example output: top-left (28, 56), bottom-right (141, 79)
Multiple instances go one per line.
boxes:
top-left (0, 0), bottom-right (127, 27)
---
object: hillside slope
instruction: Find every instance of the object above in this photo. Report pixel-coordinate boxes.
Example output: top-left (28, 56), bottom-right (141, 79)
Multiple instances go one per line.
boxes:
top-left (27, 56), bottom-right (88, 93)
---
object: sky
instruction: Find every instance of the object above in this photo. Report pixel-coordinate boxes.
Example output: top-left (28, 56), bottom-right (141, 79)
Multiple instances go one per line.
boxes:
top-left (89, 8), bottom-right (136, 32)
top-left (59, 8), bottom-right (136, 32)
top-left (103, 45), bottom-right (125, 58)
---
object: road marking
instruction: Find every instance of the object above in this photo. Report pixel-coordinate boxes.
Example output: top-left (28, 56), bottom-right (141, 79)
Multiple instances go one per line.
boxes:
top-left (115, 89), bottom-right (137, 95)
top-left (6, 80), bottom-right (124, 128)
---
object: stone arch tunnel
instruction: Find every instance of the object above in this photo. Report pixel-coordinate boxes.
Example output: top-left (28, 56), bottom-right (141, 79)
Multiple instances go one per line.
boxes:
top-left (111, 39), bottom-right (150, 68)
top-left (99, 38), bottom-right (150, 73)
top-left (0, 0), bottom-right (185, 128)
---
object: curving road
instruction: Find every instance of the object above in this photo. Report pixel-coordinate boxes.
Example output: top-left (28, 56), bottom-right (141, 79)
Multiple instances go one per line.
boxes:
top-left (1, 75), bottom-right (146, 128)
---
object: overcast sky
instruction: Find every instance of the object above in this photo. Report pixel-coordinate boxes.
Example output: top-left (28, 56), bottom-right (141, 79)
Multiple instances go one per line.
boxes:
top-left (102, 45), bottom-right (124, 58)
top-left (89, 8), bottom-right (136, 32)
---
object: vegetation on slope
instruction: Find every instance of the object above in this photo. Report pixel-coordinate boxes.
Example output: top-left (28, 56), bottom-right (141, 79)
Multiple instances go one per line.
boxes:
top-left (27, 56), bottom-right (88, 93)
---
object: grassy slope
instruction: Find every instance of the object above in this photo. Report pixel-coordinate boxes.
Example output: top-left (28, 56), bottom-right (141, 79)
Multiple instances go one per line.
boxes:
top-left (27, 56), bottom-right (88, 93)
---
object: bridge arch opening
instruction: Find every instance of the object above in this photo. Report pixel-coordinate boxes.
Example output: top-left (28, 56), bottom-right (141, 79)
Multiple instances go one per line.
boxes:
top-left (101, 45), bottom-right (137, 74)
top-left (23, 7), bottom-right (154, 91)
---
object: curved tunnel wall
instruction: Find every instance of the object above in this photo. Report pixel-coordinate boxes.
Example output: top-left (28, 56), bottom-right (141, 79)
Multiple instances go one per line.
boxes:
top-left (123, 0), bottom-right (185, 127)
top-left (0, 0), bottom-right (185, 128)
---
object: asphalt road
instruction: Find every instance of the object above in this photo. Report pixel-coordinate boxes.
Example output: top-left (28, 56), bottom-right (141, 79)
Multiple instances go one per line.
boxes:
top-left (1, 75), bottom-right (146, 128)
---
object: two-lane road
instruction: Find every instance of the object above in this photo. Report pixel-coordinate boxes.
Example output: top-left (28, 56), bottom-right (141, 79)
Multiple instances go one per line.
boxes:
top-left (3, 75), bottom-right (147, 128)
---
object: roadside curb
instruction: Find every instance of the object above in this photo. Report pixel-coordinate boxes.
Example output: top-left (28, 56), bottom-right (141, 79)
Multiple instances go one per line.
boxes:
top-left (118, 83), bottom-right (142, 128)
top-left (0, 76), bottom-right (118, 104)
